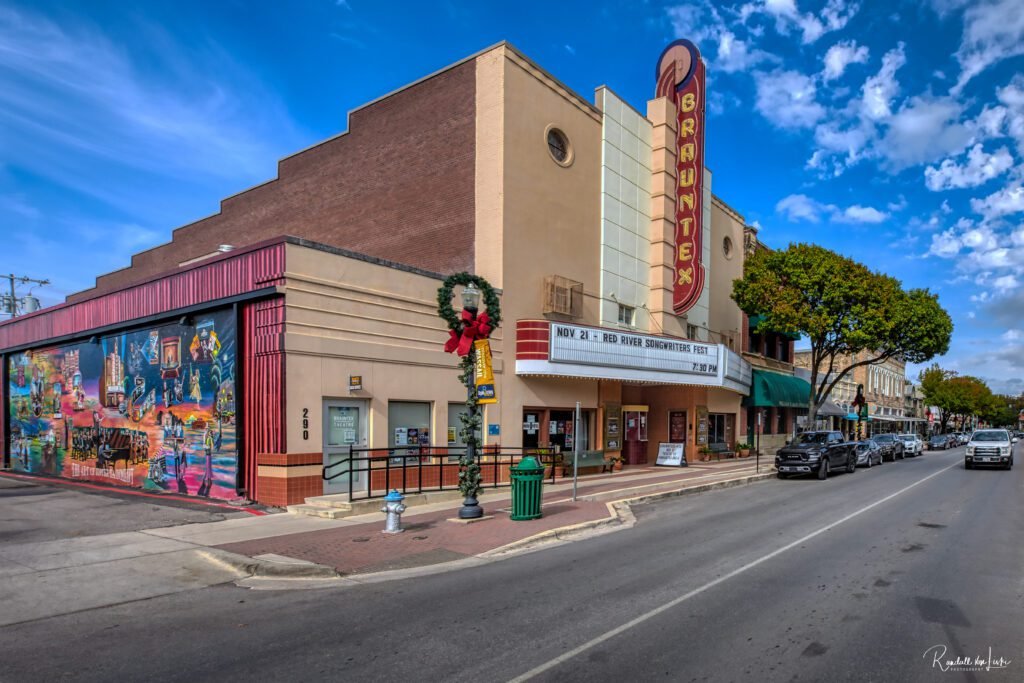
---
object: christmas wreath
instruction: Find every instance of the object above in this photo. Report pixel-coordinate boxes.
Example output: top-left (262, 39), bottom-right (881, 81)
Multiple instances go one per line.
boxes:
top-left (436, 273), bottom-right (501, 500)
top-left (436, 272), bottom-right (501, 333)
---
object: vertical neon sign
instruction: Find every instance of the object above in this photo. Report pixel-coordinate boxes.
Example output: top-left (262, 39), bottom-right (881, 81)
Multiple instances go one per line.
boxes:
top-left (656, 40), bottom-right (706, 316)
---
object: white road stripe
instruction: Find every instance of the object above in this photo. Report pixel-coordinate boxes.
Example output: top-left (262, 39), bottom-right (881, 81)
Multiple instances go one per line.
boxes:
top-left (508, 458), bottom-right (962, 682)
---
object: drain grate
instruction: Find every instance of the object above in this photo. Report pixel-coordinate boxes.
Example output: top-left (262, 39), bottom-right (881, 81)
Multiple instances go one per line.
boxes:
top-left (352, 537), bottom-right (370, 543)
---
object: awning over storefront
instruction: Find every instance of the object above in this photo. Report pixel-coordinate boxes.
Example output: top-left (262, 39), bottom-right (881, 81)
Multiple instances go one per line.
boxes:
top-left (817, 397), bottom-right (846, 417)
top-left (747, 315), bottom-right (801, 341)
top-left (743, 369), bottom-right (811, 408)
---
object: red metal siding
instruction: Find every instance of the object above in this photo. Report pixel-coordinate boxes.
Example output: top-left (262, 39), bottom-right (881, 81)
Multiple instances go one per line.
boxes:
top-left (0, 242), bottom-right (286, 351)
top-left (241, 297), bottom-right (287, 501)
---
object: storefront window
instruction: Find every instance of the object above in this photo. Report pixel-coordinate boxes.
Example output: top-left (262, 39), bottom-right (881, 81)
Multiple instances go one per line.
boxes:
top-left (388, 401), bottom-right (431, 462)
top-left (707, 414), bottom-right (734, 445)
top-left (776, 408), bottom-right (786, 435)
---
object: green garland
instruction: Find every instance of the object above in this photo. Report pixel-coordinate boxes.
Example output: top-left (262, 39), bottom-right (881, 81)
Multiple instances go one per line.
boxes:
top-left (436, 273), bottom-right (501, 499)
top-left (436, 272), bottom-right (502, 332)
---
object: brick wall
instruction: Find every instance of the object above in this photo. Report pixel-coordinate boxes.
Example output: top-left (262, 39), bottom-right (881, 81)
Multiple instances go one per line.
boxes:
top-left (70, 59), bottom-right (478, 303)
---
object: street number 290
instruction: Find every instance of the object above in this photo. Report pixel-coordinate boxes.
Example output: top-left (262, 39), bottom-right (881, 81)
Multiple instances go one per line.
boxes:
top-left (302, 408), bottom-right (309, 440)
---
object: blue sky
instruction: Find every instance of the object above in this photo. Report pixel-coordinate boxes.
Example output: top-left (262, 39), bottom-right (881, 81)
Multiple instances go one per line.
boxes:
top-left (3, 0), bottom-right (1024, 392)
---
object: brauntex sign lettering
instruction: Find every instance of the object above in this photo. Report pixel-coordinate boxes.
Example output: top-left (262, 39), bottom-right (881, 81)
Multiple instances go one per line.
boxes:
top-left (548, 323), bottom-right (720, 376)
top-left (656, 39), bottom-right (706, 315)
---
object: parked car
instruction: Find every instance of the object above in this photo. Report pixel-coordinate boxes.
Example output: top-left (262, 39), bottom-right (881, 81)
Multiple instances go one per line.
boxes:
top-left (927, 434), bottom-right (950, 450)
top-left (897, 433), bottom-right (923, 457)
top-left (775, 431), bottom-right (857, 480)
top-left (871, 433), bottom-right (904, 461)
top-left (854, 440), bottom-right (884, 468)
top-left (965, 429), bottom-right (1016, 470)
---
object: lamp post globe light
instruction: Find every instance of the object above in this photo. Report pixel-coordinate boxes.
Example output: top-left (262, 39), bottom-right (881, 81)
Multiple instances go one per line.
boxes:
top-left (461, 282), bottom-right (481, 311)
top-left (437, 274), bottom-right (500, 520)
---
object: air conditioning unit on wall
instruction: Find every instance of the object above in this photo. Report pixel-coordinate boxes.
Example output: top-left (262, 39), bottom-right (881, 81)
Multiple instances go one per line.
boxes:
top-left (543, 275), bottom-right (583, 318)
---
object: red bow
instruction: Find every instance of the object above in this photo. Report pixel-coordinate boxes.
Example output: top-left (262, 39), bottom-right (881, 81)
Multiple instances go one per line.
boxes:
top-left (444, 310), bottom-right (492, 356)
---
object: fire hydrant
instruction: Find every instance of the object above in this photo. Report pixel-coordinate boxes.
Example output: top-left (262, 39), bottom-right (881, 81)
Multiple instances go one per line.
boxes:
top-left (381, 489), bottom-right (406, 534)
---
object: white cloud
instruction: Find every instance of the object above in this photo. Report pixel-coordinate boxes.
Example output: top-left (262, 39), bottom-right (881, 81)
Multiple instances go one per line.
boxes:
top-left (836, 205), bottom-right (888, 223)
top-left (666, 2), bottom-right (723, 44)
top-left (929, 228), bottom-right (966, 257)
top-left (775, 193), bottom-right (888, 224)
top-left (878, 97), bottom-right (972, 168)
top-left (822, 40), bottom-right (869, 81)
top-left (941, 200), bottom-right (953, 214)
top-left (776, 193), bottom-right (825, 222)
top-left (715, 30), bottom-right (776, 72)
top-left (952, 0), bottom-right (1024, 94)
top-left (860, 42), bottom-right (907, 121)
top-left (924, 144), bottom-right (1015, 191)
top-left (970, 183), bottom-right (1024, 220)
top-left (888, 195), bottom-right (908, 211)
top-left (1001, 329), bottom-right (1022, 340)
top-left (753, 69), bottom-right (825, 130)
top-left (748, 0), bottom-right (859, 44)
top-left (994, 274), bottom-right (1019, 292)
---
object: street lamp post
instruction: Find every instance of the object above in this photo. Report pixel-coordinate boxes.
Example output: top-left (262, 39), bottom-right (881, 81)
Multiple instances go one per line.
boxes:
top-left (458, 283), bottom-right (483, 519)
top-left (437, 275), bottom-right (500, 522)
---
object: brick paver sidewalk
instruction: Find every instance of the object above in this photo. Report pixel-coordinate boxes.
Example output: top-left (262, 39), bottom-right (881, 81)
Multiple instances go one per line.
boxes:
top-left (216, 461), bottom-right (766, 575)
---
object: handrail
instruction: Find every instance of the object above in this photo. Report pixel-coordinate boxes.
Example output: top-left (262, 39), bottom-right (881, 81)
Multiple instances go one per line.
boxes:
top-left (319, 446), bottom-right (565, 501)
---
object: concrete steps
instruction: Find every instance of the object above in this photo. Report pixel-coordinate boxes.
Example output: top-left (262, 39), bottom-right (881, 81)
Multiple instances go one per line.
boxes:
top-left (288, 490), bottom-right (464, 519)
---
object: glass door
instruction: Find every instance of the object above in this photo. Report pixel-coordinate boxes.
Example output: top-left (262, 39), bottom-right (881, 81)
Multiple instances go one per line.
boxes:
top-left (323, 399), bottom-right (368, 495)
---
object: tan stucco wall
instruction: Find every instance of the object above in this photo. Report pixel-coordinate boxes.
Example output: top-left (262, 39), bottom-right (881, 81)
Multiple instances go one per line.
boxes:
top-left (708, 196), bottom-right (745, 350)
top-left (281, 243), bottom-right (505, 452)
top-left (474, 46), bottom-right (604, 444)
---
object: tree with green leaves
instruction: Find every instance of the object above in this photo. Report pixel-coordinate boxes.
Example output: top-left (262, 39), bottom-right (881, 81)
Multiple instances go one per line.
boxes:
top-left (732, 243), bottom-right (953, 423)
top-left (918, 363), bottom-right (955, 432)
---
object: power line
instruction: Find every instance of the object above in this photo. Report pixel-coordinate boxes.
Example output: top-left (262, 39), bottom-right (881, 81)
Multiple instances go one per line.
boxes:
top-left (2, 274), bottom-right (50, 318)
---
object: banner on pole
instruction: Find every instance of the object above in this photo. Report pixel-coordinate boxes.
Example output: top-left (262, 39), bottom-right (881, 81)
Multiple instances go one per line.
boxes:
top-left (474, 339), bottom-right (497, 404)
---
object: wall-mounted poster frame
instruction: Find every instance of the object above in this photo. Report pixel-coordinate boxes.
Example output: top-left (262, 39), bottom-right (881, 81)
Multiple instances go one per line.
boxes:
top-left (604, 402), bottom-right (622, 451)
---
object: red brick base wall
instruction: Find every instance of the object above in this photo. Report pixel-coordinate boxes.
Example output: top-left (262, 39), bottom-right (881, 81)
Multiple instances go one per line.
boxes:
top-left (255, 452), bottom-right (322, 507)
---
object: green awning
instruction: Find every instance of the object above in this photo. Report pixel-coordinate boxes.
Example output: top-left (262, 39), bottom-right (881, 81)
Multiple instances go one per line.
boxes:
top-left (748, 315), bottom-right (801, 341)
top-left (743, 369), bottom-right (811, 408)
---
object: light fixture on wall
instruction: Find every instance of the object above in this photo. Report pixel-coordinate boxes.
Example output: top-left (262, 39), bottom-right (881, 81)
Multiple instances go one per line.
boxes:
top-left (178, 315), bottom-right (194, 327)
top-left (88, 335), bottom-right (98, 344)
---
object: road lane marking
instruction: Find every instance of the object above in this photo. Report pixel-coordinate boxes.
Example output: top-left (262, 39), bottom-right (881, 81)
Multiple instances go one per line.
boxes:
top-left (509, 459), bottom-right (962, 682)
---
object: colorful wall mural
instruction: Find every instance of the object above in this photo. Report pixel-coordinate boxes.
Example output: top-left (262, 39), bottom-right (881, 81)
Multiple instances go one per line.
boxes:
top-left (7, 308), bottom-right (239, 500)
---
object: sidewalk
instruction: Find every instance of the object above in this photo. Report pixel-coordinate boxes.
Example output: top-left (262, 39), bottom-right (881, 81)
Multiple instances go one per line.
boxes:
top-left (146, 459), bottom-right (775, 581)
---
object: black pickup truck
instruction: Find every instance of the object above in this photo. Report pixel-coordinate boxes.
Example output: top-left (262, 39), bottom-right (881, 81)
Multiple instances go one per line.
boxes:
top-left (775, 430), bottom-right (857, 480)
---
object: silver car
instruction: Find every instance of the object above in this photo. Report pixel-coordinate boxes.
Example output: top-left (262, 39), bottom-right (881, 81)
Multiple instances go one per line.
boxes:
top-left (897, 433), bottom-right (923, 456)
top-left (854, 440), bottom-right (884, 467)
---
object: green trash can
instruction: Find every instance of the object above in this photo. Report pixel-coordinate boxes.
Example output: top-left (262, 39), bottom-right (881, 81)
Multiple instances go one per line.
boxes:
top-left (510, 455), bottom-right (545, 521)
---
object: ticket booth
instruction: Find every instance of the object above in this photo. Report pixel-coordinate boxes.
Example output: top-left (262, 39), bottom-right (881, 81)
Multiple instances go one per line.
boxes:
top-left (623, 405), bottom-right (649, 465)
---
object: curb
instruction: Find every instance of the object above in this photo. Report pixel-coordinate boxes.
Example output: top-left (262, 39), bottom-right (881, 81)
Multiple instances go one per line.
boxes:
top-left (198, 548), bottom-right (341, 579)
top-left (224, 469), bottom-right (775, 589)
top-left (482, 470), bottom-right (774, 557)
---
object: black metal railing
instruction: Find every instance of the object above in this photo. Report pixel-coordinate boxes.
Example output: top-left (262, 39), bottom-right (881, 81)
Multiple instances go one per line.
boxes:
top-left (322, 445), bottom-right (564, 501)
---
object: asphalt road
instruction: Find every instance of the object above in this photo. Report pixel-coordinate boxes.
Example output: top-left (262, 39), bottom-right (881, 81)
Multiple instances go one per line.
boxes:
top-left (2, 446), bottom-right (1021, 682)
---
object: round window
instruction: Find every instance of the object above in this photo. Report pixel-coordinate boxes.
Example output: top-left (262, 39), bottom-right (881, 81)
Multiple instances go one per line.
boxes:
top-left (546, 127), bottom-right (572, 166)
top-left (723, 236), bottom-right (734, 259)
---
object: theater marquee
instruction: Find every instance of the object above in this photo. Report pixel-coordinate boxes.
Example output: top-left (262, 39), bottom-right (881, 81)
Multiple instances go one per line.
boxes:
top-left (656, 39), bottom-right (706, 315)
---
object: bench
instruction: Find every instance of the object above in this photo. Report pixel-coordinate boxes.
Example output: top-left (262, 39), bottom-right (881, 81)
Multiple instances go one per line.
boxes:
top-left (561, 450), bottom-right (615, 475)
top-left (705, 442), bottom-right (735, 461)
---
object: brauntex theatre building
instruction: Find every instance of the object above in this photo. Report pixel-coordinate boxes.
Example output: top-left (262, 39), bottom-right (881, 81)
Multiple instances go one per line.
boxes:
top-left (0, 40), bottom-right (801, 507)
